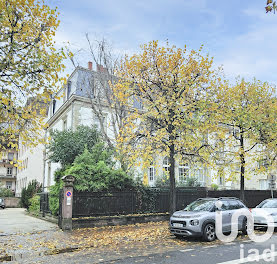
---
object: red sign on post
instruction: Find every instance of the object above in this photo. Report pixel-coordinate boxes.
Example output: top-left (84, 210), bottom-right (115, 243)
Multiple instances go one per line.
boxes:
top-left (66, 191), bottom-right (72, 197)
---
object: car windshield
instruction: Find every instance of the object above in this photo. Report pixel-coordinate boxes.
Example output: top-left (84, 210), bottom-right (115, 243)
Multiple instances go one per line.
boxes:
top-left (184, 200), bottom-right (215, 212)
top-left (257, 200), bottom-right (277, 208)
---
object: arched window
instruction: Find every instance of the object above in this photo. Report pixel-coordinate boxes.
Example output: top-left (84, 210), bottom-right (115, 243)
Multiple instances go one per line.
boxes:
top-left (179, 161), bottom-right (189, 182)
top-left (163, 157), bottom-right (169, 176)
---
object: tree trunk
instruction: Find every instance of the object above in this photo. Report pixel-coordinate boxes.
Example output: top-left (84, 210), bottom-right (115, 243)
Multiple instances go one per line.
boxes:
top-left (239, 130), bottom-right (245, 202)
top-left (169, 143), bottom-right (176, 215)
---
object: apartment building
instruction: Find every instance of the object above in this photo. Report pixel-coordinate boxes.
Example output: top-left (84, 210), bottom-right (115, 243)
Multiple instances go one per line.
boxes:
top-left (15, 141), bottom-right (44, 197)
top-left (15, 100), bottom-right (48, 197)
top-left (0, 148), bottom-right (17, 192)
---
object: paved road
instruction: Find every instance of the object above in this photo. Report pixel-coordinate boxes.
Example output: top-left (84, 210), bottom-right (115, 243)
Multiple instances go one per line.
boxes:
top-left (0, 208), bottom-right (58, 235)
top-left (104, 235), bottom-right (277, 264)
top-left (2, 211), bottom-right (277, 263)
top-left (19, 234), bottom-right (277, 264)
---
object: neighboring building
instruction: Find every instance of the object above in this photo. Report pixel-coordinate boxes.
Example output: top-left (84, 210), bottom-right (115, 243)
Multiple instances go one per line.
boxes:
top-left (15, 142), bottom-right (44, 197)
top-left (15, 99), bottom-right (48, 197)
top-left (0, 148), bottom-right (17, 192)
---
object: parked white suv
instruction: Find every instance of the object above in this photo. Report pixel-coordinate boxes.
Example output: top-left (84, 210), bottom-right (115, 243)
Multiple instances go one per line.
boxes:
top-left (170, 197), bottom-right (248, 241)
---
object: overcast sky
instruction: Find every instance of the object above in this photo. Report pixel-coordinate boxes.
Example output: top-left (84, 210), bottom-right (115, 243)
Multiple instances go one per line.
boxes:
top-left (47, 0), bottom-right (277, 86)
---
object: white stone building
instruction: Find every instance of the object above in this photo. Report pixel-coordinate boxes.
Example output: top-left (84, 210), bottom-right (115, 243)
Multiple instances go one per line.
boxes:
top-left (16, 142), bottom-right (44, 197)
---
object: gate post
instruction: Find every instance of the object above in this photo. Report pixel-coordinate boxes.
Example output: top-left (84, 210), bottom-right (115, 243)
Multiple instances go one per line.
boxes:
top-left (61, 175), bottom-right (75, 231)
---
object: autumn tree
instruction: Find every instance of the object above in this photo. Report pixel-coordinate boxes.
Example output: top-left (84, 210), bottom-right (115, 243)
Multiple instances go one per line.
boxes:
top-left (115, 41), bottom-right (219, 213)
top-left (213, 79), bottom-right (277, 201)
top-left (257, 97), bottom-right (277, 172)
top-left (0, 0), bottom-right (66, 150)
top-left (265, 0), bottom-right (277, 13)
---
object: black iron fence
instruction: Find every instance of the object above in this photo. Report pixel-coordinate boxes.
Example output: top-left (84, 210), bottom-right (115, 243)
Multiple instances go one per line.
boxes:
top-left (72, 188), bottom-right (277, 218)
top-left (38, 192), bottom-right (51, 216)
top-left (39, 188), bottom-right (277, 219)
top-left (207, 190), bottom-right (277, 208)
top-left (72, 187), bottom-right (207, 218)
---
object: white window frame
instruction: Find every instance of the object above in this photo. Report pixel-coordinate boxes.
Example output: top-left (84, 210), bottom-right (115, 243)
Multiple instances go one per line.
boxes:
top-left (195, 168), bottom-right (205, 186)
top-left (259, 179), bottom-right (269, 190)
top-left (7, 167), bottom-right (12, 176)
top-left (163, 157), bottom-right (170, 176)
top-left (8, 152), bottom-right (14, 161)
top-left (6, 181), bottom-right (12, 189)
top-left (148, 166), bottom-right (155, 183)
top-left (179, 162), bottom-right (189, 183)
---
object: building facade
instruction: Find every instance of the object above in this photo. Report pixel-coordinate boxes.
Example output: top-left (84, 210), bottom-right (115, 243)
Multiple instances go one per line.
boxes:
top-left (15, 141), bottom-right (44, 197)
top-left (0, 149), bottom-right (17, 192)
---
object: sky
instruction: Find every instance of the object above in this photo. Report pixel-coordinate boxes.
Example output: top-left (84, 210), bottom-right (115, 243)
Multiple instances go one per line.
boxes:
top-left (47, 0), bottom-right (277, 86)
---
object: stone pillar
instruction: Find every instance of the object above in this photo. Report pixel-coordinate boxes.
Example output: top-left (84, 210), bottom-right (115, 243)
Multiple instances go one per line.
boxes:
top-left (61, 175), bottom-right (75, 231)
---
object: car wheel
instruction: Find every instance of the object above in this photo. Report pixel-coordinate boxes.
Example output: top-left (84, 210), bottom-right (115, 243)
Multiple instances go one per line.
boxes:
top-left (241, 217), bottom-right (247, 235)
top-left (203, 223), bottom-right (216, 242)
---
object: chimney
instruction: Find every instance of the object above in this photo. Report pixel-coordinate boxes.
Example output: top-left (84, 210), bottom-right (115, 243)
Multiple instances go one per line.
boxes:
top-left (97, 64), bottom-right (108, 73)
top-left (88, 61), bottom-right (93, 70)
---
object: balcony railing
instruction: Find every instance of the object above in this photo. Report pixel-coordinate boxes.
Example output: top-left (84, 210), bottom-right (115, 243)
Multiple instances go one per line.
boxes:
top-left (0, 174), bottom-right (16, 178)
top-left (0, 159), bottom-right (17, 164)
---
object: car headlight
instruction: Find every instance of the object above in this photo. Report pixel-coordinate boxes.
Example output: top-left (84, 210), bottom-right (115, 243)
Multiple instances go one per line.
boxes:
top-left (190, 219), bottom-right (200, 226)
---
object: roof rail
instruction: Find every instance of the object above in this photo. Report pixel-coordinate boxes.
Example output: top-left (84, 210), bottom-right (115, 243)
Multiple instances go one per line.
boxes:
top-left (197, 197), bottom-right (240, 201)
top-left (218, 197), bottom-right (239, 200)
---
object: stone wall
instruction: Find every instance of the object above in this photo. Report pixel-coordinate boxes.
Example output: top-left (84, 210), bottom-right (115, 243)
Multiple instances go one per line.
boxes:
top-left (4, 197), bottom-right (20, 208)
top-left (72, 213), bottom-right (169, 229)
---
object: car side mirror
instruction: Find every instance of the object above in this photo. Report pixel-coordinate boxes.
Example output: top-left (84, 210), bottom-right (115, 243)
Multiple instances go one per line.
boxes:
top-left (211, 206), bottom-right (217, 212)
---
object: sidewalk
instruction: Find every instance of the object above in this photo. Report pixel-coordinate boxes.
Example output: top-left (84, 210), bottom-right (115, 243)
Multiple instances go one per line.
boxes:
top-left (0, 208), bottom-right (58, 235)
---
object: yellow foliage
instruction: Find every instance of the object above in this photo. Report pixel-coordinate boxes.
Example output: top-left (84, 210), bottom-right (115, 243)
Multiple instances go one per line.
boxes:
top-left (114, 40), bottom-right (221, 182)
top-left (0, 0), bottom-right (66, 150)
top-left (212, 78), bottom-right (277, 179)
